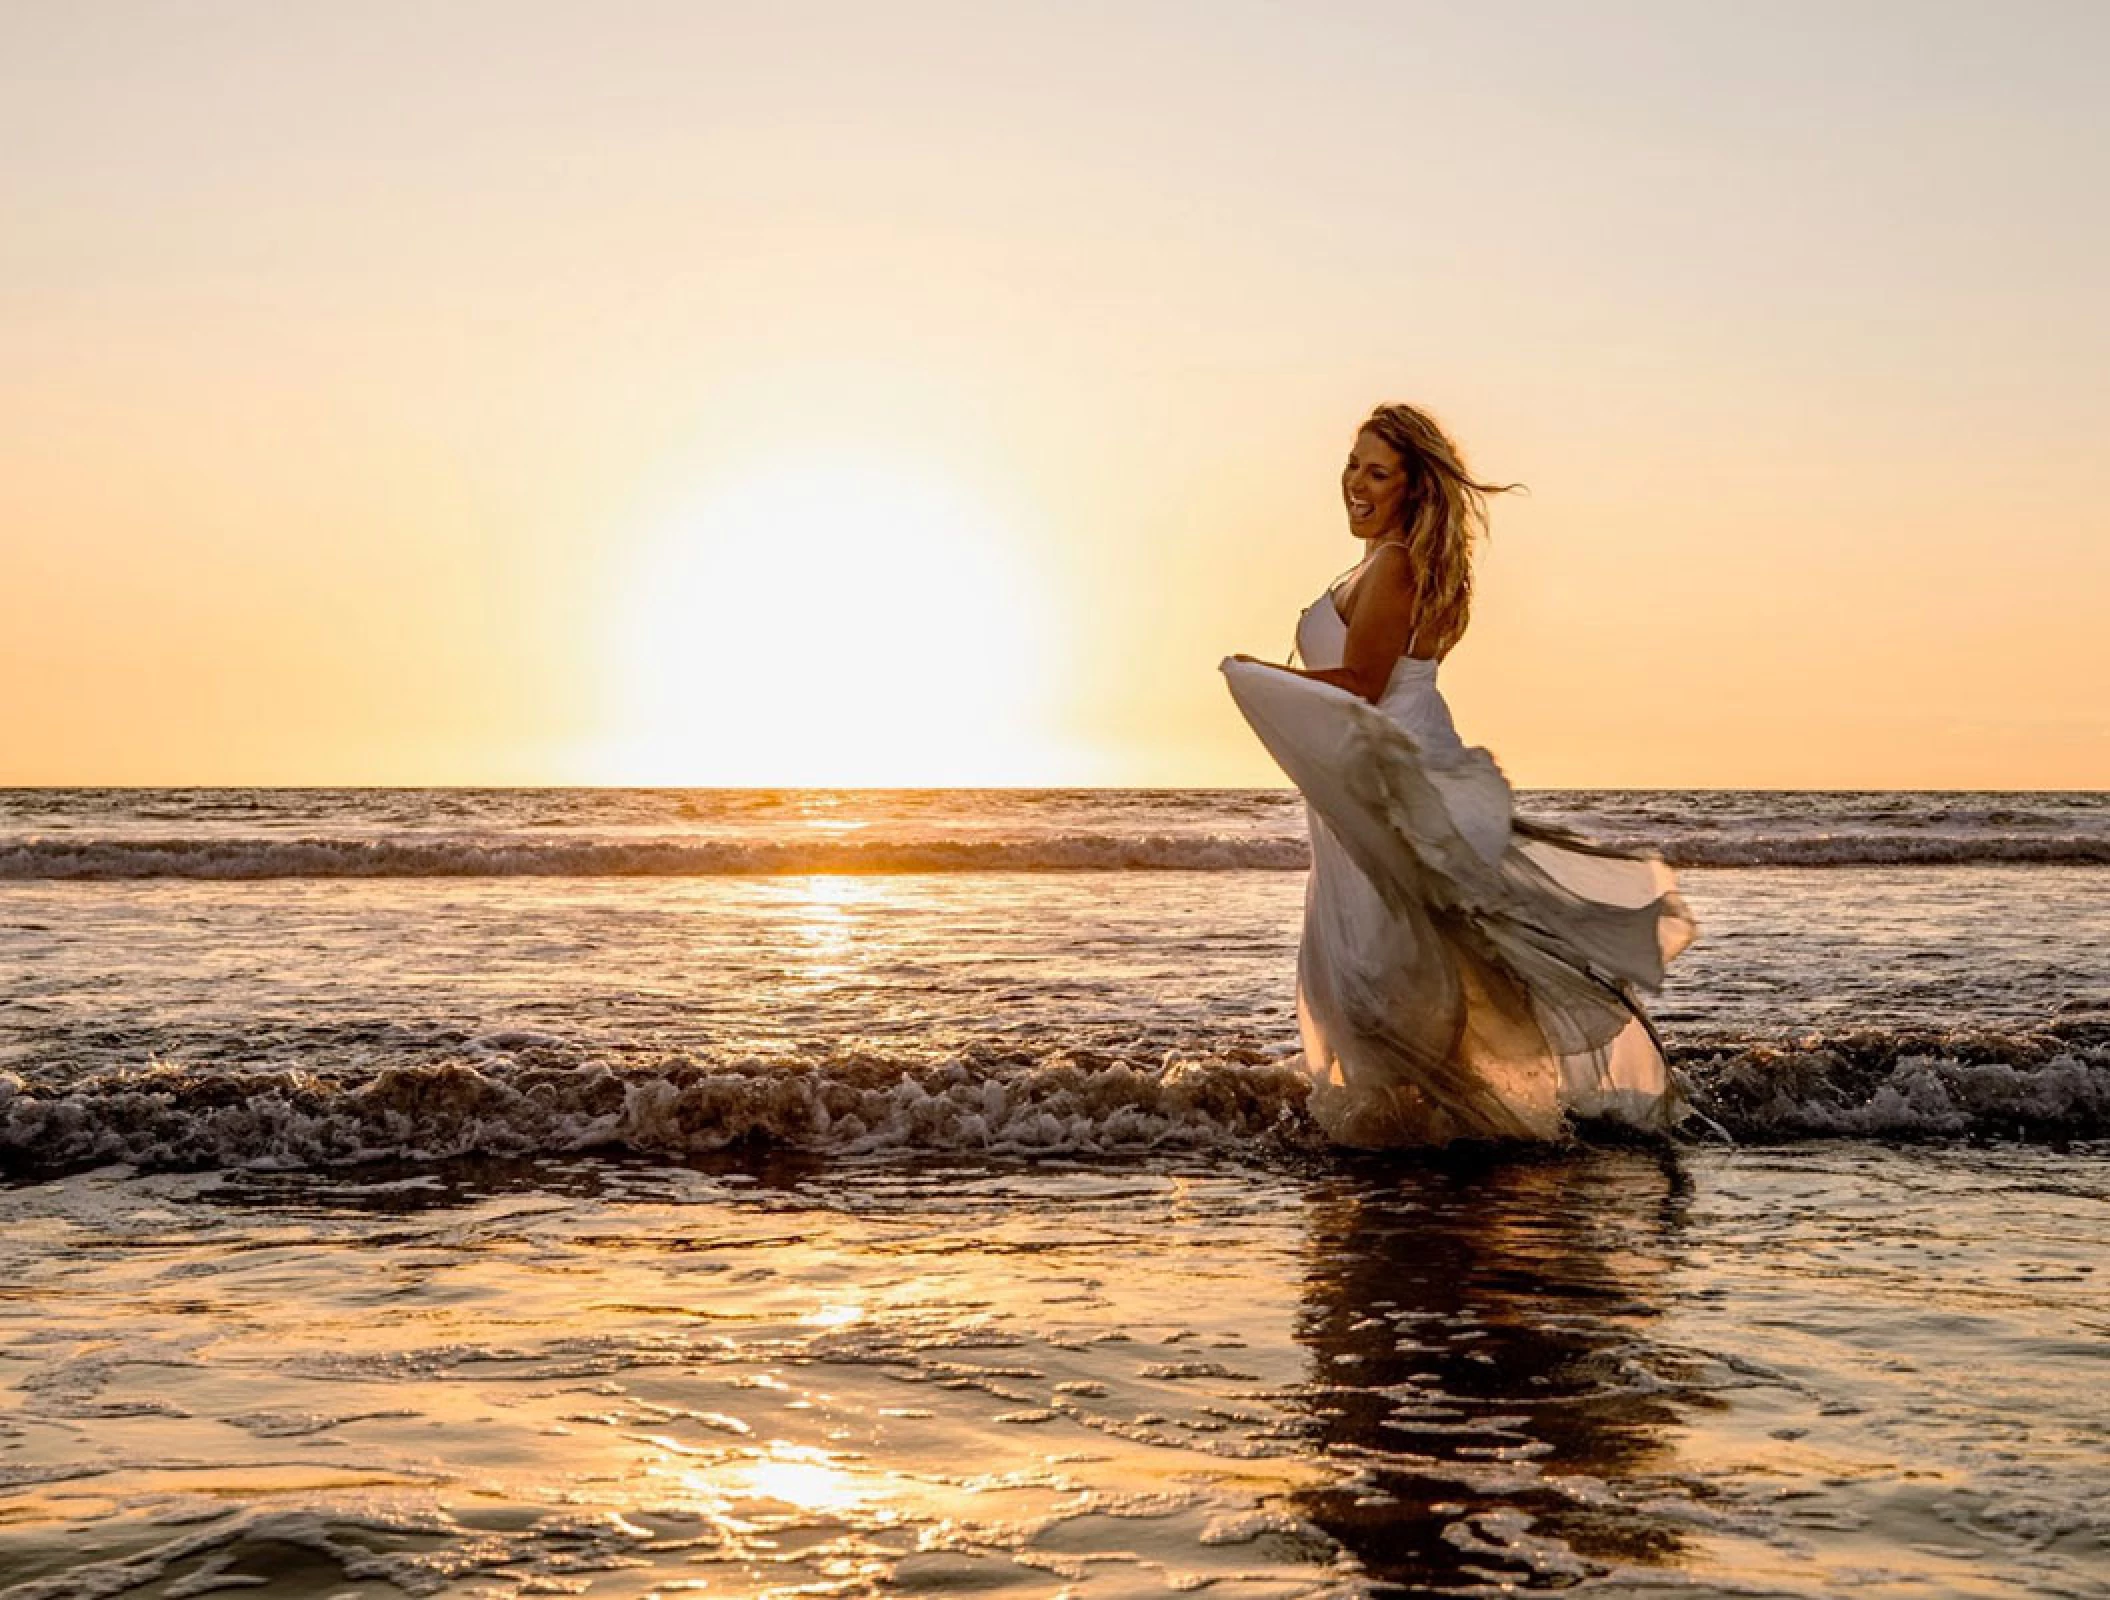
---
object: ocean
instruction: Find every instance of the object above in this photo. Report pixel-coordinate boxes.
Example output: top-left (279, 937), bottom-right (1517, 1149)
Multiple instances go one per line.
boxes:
top-left (2, 787), bottom-right (2106, 1597)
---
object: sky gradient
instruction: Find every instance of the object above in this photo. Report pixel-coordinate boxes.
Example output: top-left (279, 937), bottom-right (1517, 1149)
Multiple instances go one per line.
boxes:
top-left (5, 0), bottom-right (2105, 787)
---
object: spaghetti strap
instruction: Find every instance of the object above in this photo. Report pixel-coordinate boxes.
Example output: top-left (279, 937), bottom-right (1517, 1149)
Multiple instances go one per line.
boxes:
top-left (1333, 543), bottom-right (1430, 662)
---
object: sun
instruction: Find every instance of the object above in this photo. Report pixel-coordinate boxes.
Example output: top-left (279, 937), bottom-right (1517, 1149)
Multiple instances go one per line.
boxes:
top-left (592, 453), bottom-right (1060, 785)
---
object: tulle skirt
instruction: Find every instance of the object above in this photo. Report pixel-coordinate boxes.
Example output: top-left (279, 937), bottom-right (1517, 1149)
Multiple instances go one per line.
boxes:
top-left (1222, 658), bottom-right (1696, 1146)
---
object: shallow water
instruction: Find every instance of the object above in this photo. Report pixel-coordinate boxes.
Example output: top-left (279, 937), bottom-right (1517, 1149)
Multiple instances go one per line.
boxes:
top-left (3, 866), bottom-right (2106, 1168)
top-left (4, 787), bottom-right (2105, 870)
top-left (3, 1144), bottom-right (2105, 1597)
top-left (3, 788), bottom-right (2107, 1596)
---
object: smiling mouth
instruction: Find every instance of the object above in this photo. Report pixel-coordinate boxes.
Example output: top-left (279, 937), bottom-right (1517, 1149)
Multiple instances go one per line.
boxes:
top-left (1347, 498), bottom-right (1373, 517)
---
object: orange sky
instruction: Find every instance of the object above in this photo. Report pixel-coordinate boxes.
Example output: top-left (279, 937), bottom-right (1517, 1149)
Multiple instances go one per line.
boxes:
top-left (4, 1), bottom-right (2105, 788)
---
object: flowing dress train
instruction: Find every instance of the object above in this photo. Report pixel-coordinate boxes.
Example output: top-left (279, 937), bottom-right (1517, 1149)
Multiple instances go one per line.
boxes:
top-left (1222, 581), bottom-right (1695, 1145)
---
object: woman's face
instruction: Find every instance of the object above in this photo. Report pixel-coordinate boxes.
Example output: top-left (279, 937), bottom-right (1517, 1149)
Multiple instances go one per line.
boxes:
top-left (1342, 428), bottom-right (1408, 539)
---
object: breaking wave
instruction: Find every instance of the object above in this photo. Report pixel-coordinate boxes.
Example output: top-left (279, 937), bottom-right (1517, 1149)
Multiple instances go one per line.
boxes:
top-left (4, 1021), bottom-right (2105, 1175)
top-left (2, 830), bottom-right (2105, 879)
top-left (1670, 1020), bottom-right (2110, 1140)
top-left (0, 834), bottom-right (1307, 878)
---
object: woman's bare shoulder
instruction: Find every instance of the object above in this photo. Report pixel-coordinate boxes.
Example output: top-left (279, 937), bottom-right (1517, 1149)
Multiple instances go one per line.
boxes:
top-left (1338, 541), bottom-right (1415, 614)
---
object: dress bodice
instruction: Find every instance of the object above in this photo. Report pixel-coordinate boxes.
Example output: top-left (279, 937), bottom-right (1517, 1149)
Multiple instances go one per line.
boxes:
top-left (1294, 588), bottom-right (1466, 760)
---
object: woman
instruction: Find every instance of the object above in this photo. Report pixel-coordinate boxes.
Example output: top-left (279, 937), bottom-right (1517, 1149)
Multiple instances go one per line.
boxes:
top-left (1224, 404), bottom-right (1695, 1146)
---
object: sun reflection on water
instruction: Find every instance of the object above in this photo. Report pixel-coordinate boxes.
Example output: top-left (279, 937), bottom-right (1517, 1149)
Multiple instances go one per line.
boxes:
top-left (779, 875), bottom-right (898, 985)
top-left (804, 1301), bottom-right (866, 1328)
top-left (696, 1445), bottom-right (869, 1516)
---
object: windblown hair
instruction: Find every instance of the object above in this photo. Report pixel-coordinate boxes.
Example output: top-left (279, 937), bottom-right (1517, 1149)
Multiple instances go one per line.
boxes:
top-left (1359, 403), bottom-right (1521, 658)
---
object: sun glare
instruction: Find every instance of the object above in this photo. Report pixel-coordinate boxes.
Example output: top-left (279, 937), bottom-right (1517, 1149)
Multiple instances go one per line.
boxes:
top-left (724, 1452), bottom-right (867, 1515)
top-left (594, 455), bottom-right (1059, 785)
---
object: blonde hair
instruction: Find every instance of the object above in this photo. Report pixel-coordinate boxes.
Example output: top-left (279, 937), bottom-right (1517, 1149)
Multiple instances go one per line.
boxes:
top-left (1358, 403), bottom-right (1520, 657)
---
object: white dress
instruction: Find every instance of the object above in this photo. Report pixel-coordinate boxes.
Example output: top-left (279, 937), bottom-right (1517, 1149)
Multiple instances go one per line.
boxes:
top-left (1222, 576), bottom-right (1696, 1146)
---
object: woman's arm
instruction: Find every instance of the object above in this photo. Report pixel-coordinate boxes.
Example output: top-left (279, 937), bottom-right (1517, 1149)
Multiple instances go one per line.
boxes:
top-left (1232, 545), bottom-right (1420, 704)
top-left (1229, 657), bottom-right (1372, 695)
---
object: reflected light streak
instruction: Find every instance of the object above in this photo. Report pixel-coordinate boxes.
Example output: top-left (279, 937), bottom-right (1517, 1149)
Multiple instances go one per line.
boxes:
top-left (780, 875), bottom-right (902, 985)
top-left (698, 1445), bottom-right (869, 1516)
top-left (804, 1302), bottom-right (866, 1328)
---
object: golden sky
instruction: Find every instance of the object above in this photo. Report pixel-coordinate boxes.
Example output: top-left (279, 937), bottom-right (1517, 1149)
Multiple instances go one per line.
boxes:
top-left (4, 1), bottom-right (2105, 788)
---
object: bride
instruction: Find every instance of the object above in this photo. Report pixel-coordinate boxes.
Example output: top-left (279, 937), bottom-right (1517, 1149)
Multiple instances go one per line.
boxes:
top-left (1224, 403), bottom-right (1695, 1146)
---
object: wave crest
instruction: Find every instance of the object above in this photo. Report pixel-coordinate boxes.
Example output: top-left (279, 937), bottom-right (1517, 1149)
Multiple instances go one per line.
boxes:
top-left (0, 835), bottom-right (1309, 879)
top-left (0, 1051), bottom-right (1320, 1173)
top-left (1674, 1021), bottom-right (2110, 1140)
top-left (3, 1021), bottom-right (2107, 1174)
top-left (3, 831), bottom-right (2105, 879)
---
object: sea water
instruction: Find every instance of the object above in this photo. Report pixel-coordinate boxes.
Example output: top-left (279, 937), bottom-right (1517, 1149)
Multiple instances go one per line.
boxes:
top-left (1, 788), bottom-right (2105, 1597)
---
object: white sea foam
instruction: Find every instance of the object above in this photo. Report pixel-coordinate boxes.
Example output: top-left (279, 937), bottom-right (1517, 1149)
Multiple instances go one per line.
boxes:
top-left (2, 830), bottom-right (2104, 878)
top-left (1677, 1025), bottom-right (2110, 1139)
top-left (0, 1053), bottom-right (1321, 1173)
top-left (3, 1023), bottom-right (2105, 1174)
top-left (0, 834), bottom-right (1310, 879)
